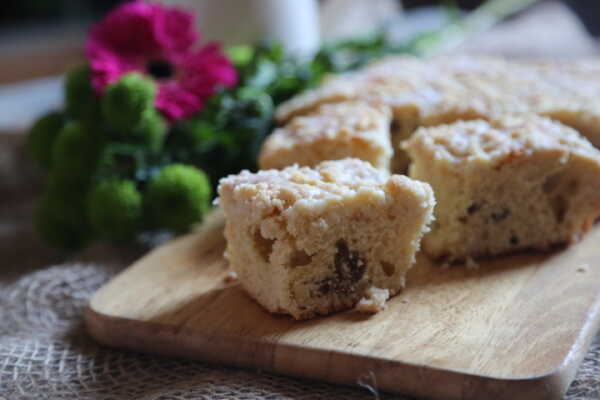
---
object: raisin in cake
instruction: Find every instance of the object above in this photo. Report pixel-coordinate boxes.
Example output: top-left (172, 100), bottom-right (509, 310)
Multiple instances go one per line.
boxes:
top-left (402, 115), bottom-right (600, 261)
top-left (217, 158), bottom-right (435, 319)
top-left (259, 101), bottom-right (392, 171)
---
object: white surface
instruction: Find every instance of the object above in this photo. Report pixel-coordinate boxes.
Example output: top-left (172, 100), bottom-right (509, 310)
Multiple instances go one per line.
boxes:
top-left (179, 0), bottom-right (320, 57)
top-left (0, 76), bottom-right (64, 133)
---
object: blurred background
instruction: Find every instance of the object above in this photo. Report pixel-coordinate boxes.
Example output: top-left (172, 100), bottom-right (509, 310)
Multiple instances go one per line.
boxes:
top-left (1, 0), bottom-right (600, 85)
top-left (1, 0), bottom-right (600, 196)
top-left (2, 0), bottom-right (600, 165)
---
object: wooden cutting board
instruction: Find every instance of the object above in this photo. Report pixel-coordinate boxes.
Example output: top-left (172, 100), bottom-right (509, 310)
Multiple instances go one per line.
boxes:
top-left (85, 212), bottom-right (600, 400)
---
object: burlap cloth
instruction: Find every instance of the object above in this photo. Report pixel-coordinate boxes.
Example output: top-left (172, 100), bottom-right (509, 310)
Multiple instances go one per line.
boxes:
top-left (2, 2), bottom-right (600, 399)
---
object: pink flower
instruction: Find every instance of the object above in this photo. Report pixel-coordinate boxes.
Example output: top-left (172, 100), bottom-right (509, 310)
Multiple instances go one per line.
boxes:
top-left (86, 1), bottom-right (237, 121)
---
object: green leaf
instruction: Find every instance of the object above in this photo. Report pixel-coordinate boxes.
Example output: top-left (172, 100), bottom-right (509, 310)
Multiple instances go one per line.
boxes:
top-left (226, 45), bottom-right (254, 67)
top-left (95, 142), bottom-right (148, 182)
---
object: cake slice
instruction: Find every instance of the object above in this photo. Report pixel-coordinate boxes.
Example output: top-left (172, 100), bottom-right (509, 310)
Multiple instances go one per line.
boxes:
top-left (274, 76), bottom-right (364, 124)
top-left (402, 115), bottom-right (600, 262)
top-left (259, 101), bottom-right (392, 171)
top-left (274, 56), bottom-right (600, 173)
top-left (217, 158), bottom-right (435, 319)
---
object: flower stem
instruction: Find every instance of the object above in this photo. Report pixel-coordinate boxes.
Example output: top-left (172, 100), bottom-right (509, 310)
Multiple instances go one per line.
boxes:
top-left (413, 0), bottom-right (542, 56)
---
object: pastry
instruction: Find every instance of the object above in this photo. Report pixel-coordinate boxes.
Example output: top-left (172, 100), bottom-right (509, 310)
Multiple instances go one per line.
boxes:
top-left (402, 115), bottom-right (600, 261)
top-left (217, 158), bottom-right (435, 319)
top-left (273, 56), bottom-right (600, 172)
top-left (259, 101), bottom-right (392, 171)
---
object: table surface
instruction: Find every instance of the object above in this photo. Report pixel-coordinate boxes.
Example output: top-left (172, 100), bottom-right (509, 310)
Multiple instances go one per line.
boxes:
top-left (1, 2), bottom-right (599, 399)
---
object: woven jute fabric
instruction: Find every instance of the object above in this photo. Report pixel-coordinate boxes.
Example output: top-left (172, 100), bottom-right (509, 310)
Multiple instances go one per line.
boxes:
top-left (0, 261), bottom-right (598, 400)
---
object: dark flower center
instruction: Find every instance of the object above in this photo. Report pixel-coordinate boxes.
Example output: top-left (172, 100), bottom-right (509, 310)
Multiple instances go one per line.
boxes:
top-left (146, 59), bottom-right (174, 79)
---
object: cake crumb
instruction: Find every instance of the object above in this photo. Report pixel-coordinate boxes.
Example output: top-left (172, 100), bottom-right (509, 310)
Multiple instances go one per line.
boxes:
top-left (223, 270), bottom-right (238, 283)
top-left (577, 264), bottom-right (590, 273)
top-left (355, 287), bottom-right (390, 314)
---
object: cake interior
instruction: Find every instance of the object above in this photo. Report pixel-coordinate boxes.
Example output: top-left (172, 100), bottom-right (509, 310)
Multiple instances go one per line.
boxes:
top-left (219, 161), bottom-right (434, 319)
top-left (404, 119), bottom-right (600, 261)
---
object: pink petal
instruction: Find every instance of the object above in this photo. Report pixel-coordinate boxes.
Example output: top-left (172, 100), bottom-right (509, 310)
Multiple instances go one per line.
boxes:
top-left (85, 1), bottom-right (199, 95)
top-left (86, 46), bottom-right (142, 94)
top-left (89, 58), bottom-right (122, 94)
top-left (85, 1), bottom-right (236, 120)
top-left (180, 43), bottom-right (238, 97)
top-left (86, 1), bottom-right (161, 59)
top-left (154, 6), bottom-right (198, 55)
top-left (154, 43), bottom-right (237, 121)
top-left (156, 84), bottom-right (203, 121)
top-left (196, 43), bottom-right (238, 87)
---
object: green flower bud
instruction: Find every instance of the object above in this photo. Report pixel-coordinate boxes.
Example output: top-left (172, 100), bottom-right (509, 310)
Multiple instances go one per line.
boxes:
top-left (136, 110), bottom-right (167, 153)
top-left (51, 121), bottom-right (102, 186)
top-left (145, 164), bottom-right (211, 233)
top-left (102, 73), bottom-right (156, 132)
top-left (94, 142), bottom-right (145, 182)
top-left (26, 111), bottom-right (64, 168)
top-left (35, 178), bottom-right (90, 250)
top-left (87, 179), bottom-right (142, 243)
top-left (236, 87), bottom-right (273, 119)
top-left (65, 64), bottom-right (100, 122)
top-left (225, 45), bottom-right (254, 67)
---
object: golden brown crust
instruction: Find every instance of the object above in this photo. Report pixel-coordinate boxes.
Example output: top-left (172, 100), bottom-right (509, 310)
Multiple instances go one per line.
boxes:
top-left (403, 115), bottom-right (600, 261)
top-left (218, 158), bottom-right (435, 319)
top-left (275, 55), bottom-right (600, 150)
top-left (260, 101), bottom-right (392, 171)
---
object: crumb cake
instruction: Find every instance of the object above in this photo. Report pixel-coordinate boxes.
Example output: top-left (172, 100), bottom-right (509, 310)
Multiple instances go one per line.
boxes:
top-left (402, 115), bottom-right (600, 261)
top-left (259, 101), bottom-right (392, 171)
top-left (217, 158), bottom-right (435, 319)
top-left (354, 287), bottom-right (390, 314)
top-left (272, 56), bottom-right (600, 173)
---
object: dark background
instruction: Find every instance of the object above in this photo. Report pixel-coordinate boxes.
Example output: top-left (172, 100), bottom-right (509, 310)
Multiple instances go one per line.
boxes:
top-left (0, 0), bottom-right (598, 85)
top-left (1, 1), bottom-right (598, 28)
top-left (1, 1), bottom-right (599, 35)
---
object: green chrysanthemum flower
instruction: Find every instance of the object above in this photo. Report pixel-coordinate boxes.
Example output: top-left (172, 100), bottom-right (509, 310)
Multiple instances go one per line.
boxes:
top-left (51, 121), bottom-right (102, 186)
top-left (145, 164), bottom-right (211, 233)
top-left (94, 142), bottom-right (146, 183)
top-left (35, 178), bottom-right (90, 250)
top-left (65, 64), bottom-right (100, 122)
top-left (87, 179), bottom-right (143, 243)
top-left (136, 110), bottom-right (167, 153)
top-left (101, 73), bottom-right (156, 133)
top-left (26, 111), bottom-right (64, 168)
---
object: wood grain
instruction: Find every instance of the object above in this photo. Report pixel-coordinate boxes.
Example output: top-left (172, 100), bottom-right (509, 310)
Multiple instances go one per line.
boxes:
top-left (86, 212), bottom-right (600, 399)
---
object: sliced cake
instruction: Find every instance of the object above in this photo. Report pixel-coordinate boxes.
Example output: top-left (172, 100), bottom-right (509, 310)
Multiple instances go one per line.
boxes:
top-left (272, 56), bottom-right (600, 173)
top-left (218, 158), bottom-right (435, 319)
top-left (402, 115), bottom-right (600, 261)
top-left (259, 101), bottom-right (392, 171)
